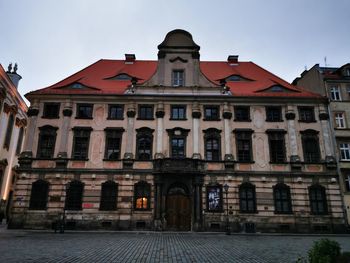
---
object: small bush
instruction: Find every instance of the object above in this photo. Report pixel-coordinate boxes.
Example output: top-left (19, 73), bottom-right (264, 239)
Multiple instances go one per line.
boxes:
top-left (308, 239), bottom-right (341, 263)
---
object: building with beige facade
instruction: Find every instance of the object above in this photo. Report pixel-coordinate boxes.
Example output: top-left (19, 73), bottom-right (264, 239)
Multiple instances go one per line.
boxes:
top-left (11, 30), bottom-right (346, 232)
top-left (0, 63), bottom-right (27, 222)
top-left (294, 63), bottom-right (350, 226)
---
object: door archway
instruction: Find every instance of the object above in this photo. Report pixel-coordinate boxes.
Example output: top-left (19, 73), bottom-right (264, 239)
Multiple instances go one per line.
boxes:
top-left (166, 183), bottom-right (191, 231)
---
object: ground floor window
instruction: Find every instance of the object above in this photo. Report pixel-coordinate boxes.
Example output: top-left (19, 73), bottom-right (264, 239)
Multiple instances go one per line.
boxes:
top-left (65, 180), bottom-right (84, 210)
top-left (309, 184), bottom-right (328, 215)
top-left (134, 181), bottom-right (151, 210)
top-left (239, 183), bottom-right (256, 213)
top-left (206, 185), bottom-right (223, 212)
top-left (29, 180), bottom-right (49, 210)
top-left (273, 183), bottom-right (292, 214)
top-left (100, 181), bottom-right (118, 211)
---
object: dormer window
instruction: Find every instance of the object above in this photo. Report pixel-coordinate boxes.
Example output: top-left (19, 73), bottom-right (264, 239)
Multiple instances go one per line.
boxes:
top-left (172, 70), bottom-right (184, 86)
top-left (227, 75), bottom-right (242, 82)
top-left (270, 85), bottom-right (284, 92)
top-left (72, 83), bottom-right (82, 89)
top-left (346, 68), bottom-right (350, 77)
top-left (115, 74), bottom-right (132, 80)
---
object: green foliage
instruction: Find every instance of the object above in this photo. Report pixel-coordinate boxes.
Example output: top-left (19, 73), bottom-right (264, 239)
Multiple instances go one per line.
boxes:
top-left (308, 239), bottom-right (341, 263)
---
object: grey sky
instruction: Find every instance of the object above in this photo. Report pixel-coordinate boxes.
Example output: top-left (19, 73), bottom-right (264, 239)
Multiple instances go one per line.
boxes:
top-left (1, 0), bottom-right (349, 103)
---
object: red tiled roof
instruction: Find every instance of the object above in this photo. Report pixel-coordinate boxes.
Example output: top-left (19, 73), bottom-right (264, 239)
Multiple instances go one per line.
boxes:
top-left (26, 59), bottom-right (321, 98)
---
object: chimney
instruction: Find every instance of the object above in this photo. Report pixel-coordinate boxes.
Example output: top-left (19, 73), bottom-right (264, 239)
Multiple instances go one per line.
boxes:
top-left (125, 54), bottom-right (136, 64)
top-left (227, 55), bottom-right (239, 64)
top-left (6, 63), bottom-right (22, 88)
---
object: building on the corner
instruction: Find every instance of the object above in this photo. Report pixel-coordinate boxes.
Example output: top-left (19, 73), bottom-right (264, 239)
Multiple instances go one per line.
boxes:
top-left (0, 63), bottom-right (27, 222)
top-left (294, 63), bottom-right (350, 226)
top-left (11, 30), bottom-right (346, 232)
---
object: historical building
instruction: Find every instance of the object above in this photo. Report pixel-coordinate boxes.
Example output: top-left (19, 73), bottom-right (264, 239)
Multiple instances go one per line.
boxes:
top-left (11, 30), bottom-right (345, 232)
top-left (0, 63), bottom-right (27, 222)
top-left (294, 63), bottom-right (350, 226)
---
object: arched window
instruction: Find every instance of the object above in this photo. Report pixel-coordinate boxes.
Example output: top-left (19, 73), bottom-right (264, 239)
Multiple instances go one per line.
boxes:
top-left (100, 181), bottom-right (118, 211)
top-left (309, 184), bottom-right (328, 215)
top-left (3, 114), bottom-right (14, 150)
top-left (239, 182), bottom-right (256, 213)
top-left (301, 130), bottom-right (320, 163)
top-left (136, 128), bottom-right (154, 160)
top-left (134, 181), bottom-right (151, 210)
top-left (273, 183), bottom-right (292, 214)
top-left (16, 127), bottom-right (24, 155)
top-left (65, 180), bottom-right (84, 210)
top-left (37, 125), bottom-right (58, 158)
top-left (203, 128), bottom-right (221, 161)
top-left (29, 180), bottom-right (49, 210)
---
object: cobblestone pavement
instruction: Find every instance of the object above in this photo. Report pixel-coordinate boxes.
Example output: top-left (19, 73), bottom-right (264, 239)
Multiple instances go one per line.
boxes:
top-left (0, 229), bottom-right (349, 263)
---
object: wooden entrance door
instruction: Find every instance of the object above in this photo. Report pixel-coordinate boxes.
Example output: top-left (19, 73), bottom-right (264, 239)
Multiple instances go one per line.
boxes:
top-left (166, 194), bottom-right (191, 231)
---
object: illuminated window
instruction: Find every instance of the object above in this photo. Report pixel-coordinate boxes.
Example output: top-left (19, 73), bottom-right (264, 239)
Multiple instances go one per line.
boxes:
top-left (134, 181), bottom-right (150, 210)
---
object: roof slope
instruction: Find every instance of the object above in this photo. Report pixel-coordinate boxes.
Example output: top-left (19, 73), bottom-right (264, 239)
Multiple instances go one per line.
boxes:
top-left (26, 59), bottom-right (321, 98)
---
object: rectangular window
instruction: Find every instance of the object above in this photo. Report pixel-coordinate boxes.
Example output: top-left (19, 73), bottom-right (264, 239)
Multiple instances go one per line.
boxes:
top-left (171, 138), bottom-right (185, 158)
top-left (37, 127), bottom-right (57, 158)
top-left (309, 186), bottom-right (328, 215)
top-left (207, 186), bottom-right (223, 212)
top-left (268, 132), bottom-right (286, 163)
top-left (171, 105), bottom-right (186, 120)
top-left (266, 106), bottom-right (282, 122)
top-left (104, 129), bottom-right (123, 160)
top-left (345, 175), bottom-right (350, 192)
top-left (138, 105), bottom-right (154, 120)
top-left (108, 105), bottom-right (124, 120)
top-left (204, 106), bottom-right (220, 121)
top-left (335, 112), bottom-right (346, 128)
top-left (298, 107), bottom-right (315, 122)
top-left (234, 106), bottom-right (250, 121)
top-left (172, 70), bottom-right (184, 86)
top-left (43, 103), bottom-right (60, 118)
top-left (72, 128), bottom-right (92, 159)
top-left (330, 86), bottom-right (341, 101)
top-left (302, 132), bottom-right (321, 163)
top-left (340, 143), bottom-right (350, 160)
top-left (76, 104), bottom-right (93, 119)
top-left (235, 131), bottom-right (253, 162)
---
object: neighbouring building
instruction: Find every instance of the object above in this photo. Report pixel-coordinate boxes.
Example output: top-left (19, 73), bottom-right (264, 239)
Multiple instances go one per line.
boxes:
top-left (11, 30), bottom-right (346, 233)
top-left (294, 63), bottom-right (350, 226)
top-left (0, 63), bottom-right (27, 222)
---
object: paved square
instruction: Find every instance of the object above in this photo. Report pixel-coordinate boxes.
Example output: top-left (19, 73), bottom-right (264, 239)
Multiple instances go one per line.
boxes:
top-left (0, 229), bottom-right (349, 262)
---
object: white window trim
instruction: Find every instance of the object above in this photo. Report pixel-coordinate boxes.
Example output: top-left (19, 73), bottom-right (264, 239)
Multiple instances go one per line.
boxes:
top-left (330, 86), bottom-right (341, 101)
top-left (340, 143), bottom-right (350, 161)
top-left (335, 112), bottom-right (346, 128)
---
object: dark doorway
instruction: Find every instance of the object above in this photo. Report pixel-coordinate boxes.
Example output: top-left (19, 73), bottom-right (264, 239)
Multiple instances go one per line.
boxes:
top-left (166, 184), bottom-right (191, 231)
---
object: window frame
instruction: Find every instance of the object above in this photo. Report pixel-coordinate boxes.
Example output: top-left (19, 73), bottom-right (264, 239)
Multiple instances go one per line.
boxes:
top-left (273, 183), bottom-right (292, 214)
top-left (170, 105), bottom-right (187, 120)
top-left (172, 69), bottom-right (185, 87)
top-left (298, 106), bottom-right (316, 123)
top-left (72, 127), bottom-right (92, 160)
top-left (134, 181), bottom-right (151, 211)
top-left (203, 105), bottom-right (220, 121)
top-left (239, 182), bottom-right (257, 213)
top-left (99, 181), bottom-right (118, 211)
top-left (107, 104), bottom-right (124, 120)
top-left (308, 184), bottom-right (328, 215)
top-left (136, 127), bottom-right (154, 160)
top-left (340, 143), bottom-right (350, 161)
top-left (3, 114), bottom-right (14, 150)
top-left (65, 180), bottom-right (84, 211)
top-left (29, 180), bottom-right (49, 210)
top-left (137, 105), bottom-right (154, 120)
top-left (204, 128), bottom-right (221, 161)
top-left (265, 106), bottom-right (283, 122)
top-left (235, 130), bottom-right (253, 163)
top-left (36, 125), bottom-right (58, 159)
top-left (301, 130), bottom-right (321, 163)
top-left (42, 103), bottom-right (60, 119)
top-left (345, 175), bottom-right (350, 192)
top-left (334, 112), bottom-right (346, 128)
top-left (104, 128), bottom-right (124, 160)
top-left (267, 130), bottom-right (286, 163)
top-left (76, 103), bottom-right (93, 119)
top-left (167, 128), bottom-right (189, 159)
top-left (16, 127), bottom-right (24, 155)
top-left (234, 106), bottom-right (250, 122)
top-left (330, 85), bottom-right (341, 101)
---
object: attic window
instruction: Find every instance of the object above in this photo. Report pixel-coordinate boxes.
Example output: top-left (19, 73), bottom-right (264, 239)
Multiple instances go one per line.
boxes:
top-left (345, 68), bottom-right (350, 77)
top-left (72, 83), bottom-right (82, 89)
top-left (270, 85), bottom-right (284, 92)
top-left (226, 75), bottom-right (243, 82)
top-left (115, 74), bottom-right (132, 80)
